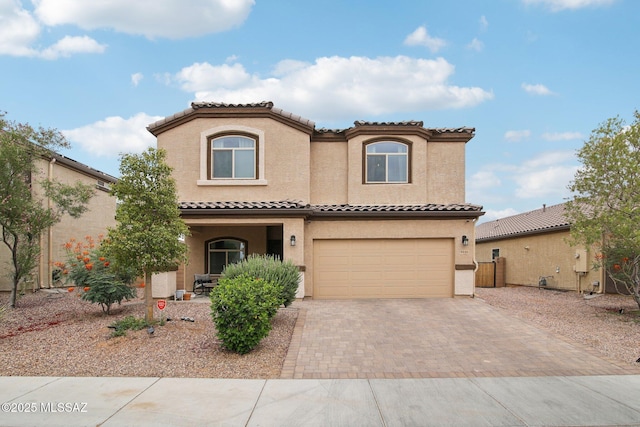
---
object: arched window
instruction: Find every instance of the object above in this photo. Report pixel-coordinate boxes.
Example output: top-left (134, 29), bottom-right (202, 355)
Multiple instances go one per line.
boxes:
top-left (207, 239), bottom-right (246, 274)
top-left (211, 135), bottom-right (256, 179)
top-left (365, 141), bottom-right (409, 183)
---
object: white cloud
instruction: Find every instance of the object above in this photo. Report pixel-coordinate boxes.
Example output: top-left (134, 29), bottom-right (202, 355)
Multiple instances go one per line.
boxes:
top-left (504, 130), bottom-right (531, 142)
top-left (467, 38), bottom-right (484, 52)
top-left (0, 0), bottom-right (41, 56)
top-left (39, 35), bottom-right (106, 59)
top-left (479, 15), bottom-right (489, 31)
top-left (467, 150), bottom-right (578, 213)
top-left (0, 0), bottom-right (106, 58)
top-left (34, 0), bottom-right (255, 39)
top-left (542, 131), bottom-right (584, 141)
top-left (63, 113), bottom-right (162, 157)
top-left (513, 150), bottom-right (578, 198)
top-left (172, 56), bottom-right (494, 122)
top-left (131, 72), bottom-right (144, 87)
top-left (403, 26), bottom-right (447, 53)
top-left (468, 170), bottom-right (501, 190)
top-left (522, 0), bottom-right (616, 12)
top-left (522, 83), bottom-right (554, 95)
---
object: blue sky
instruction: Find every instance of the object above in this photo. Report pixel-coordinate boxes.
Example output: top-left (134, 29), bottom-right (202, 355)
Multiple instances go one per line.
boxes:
top-left (1, 0), bottom-right (638, 223)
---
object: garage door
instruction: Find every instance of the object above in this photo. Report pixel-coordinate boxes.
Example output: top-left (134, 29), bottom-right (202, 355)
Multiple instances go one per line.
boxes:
top-left (313, 239), bottom-right (454, 299)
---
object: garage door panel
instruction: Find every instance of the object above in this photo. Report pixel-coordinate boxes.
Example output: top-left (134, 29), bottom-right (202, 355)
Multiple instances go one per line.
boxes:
top-left (314, 239), bottom-right (453, 299)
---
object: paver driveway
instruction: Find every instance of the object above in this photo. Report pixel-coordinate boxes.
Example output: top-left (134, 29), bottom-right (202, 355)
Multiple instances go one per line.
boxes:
top-left (280, 298), bottom-right (638, 379)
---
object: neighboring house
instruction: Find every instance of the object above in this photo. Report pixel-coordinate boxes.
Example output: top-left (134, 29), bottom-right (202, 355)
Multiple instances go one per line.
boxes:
top-left (475, 202), bottom-right (604, 293)
top-left (147, 101), bottom-right (484, 299)
top-left (0, 152), bottom-right (118, 292)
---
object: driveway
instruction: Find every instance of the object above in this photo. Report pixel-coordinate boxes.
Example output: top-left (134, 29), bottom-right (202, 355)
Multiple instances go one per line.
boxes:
top-left (280, 298), bottom-right (637, 379)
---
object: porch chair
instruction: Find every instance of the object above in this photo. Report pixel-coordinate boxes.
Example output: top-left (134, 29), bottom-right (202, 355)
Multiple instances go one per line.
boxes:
top-left (193, 274), bottom-right (218, 295)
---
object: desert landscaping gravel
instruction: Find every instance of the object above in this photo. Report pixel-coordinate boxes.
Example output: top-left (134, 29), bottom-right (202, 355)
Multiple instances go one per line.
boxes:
top-left (0, 289), bottom-right (297, 378)
top-left (0, 285), bottom-right (638, 378)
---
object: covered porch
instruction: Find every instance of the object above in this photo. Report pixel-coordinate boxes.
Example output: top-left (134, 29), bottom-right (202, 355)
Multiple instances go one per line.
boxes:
top-left (179, 216), bottom-right (306, 296)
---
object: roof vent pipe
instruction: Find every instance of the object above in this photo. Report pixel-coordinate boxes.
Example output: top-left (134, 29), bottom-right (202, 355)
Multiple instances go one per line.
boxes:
top-left (543, 204), bottom-right (546, 212)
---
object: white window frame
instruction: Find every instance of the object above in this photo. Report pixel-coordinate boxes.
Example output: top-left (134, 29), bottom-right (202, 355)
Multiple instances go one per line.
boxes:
top-left (198, 125), bottom-right (267, 186)
top-left (365, 141), bottom-right (409, 184)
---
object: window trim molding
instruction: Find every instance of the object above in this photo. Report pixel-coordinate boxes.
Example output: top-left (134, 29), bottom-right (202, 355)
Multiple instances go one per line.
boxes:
top-left (362, 138), bottom-right (412, 184)
top-left (198, 125), bottom-right (267, 186)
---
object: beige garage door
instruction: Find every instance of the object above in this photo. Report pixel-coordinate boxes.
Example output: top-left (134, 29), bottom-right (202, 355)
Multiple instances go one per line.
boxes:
top-left (313, 239), bottom-right (454, 299)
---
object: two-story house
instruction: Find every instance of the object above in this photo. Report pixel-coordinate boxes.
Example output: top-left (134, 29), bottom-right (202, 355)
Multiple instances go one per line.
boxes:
top-left (147, 102), bottom-right (483, 299)
top-left (0, 152), bottom-right (118, 291)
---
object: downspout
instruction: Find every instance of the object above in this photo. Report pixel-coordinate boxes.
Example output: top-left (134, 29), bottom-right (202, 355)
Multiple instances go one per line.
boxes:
top-left (471, 217), bottom-right (478, 297)
top-left (46, 157), bottom-right (56, 288)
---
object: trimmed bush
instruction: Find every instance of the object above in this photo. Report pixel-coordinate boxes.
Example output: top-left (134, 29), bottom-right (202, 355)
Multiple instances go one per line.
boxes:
top-left (221, 254), bottom-right (300, 307)
top-left (210, 274), bottom-right (280, 354)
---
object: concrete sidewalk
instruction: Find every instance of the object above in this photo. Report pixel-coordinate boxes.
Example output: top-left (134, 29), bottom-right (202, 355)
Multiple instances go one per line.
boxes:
top-left (1, 375), bottom-right (639, 426)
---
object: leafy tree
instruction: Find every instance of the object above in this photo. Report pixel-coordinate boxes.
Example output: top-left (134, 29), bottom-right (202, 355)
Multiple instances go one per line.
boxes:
top-left (565, 111), bottom-right (640, 310)
top-left (103, 148), bottom-right (188, 321)
top-left (0, 113), bottom-right (94, 308)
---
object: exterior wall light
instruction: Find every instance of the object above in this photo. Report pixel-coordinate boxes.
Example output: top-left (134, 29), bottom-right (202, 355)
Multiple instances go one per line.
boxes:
top-left (461, 235), bottom-right (469, 246)
top-left (290, 235), bottom-right (296, 246)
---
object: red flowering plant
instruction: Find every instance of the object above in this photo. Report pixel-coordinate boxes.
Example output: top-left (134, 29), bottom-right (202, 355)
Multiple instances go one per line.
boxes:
top-left (599, 245), bottom-right (640, 309)
top-left (57, 235), bottom-right (137, 314)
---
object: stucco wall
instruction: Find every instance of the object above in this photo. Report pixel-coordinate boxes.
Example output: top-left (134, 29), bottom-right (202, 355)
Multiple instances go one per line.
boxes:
top-left (157, 117), bottom-right (311, 203)
top-left (476, 231), bottom-right (603, 292)
top-left (427, 142), bottom-right (465, 204)
top-left (310, 141), bottom-right (348, 204)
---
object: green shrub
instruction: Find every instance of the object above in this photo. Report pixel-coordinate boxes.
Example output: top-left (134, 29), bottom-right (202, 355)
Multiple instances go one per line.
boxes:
top-left (82, 270), bottom-right (136, 314)
top-left (210, 274), bottom-right (280, 354)
top-left (109, 315), bottom-right (149, 338)
top-left (221, 254), bottom-right (300, 307)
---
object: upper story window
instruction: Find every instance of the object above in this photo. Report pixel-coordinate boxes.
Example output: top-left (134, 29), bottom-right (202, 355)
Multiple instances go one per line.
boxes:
top-left (199, 125), bottom-right (267, 186)
top-left (365, 141), bottom-right (409, 183)
top-left (211, 135), bottom-right (256, 179)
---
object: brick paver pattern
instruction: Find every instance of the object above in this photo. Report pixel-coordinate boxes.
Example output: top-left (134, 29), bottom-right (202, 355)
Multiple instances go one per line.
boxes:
top-left (280, 298), bottom-right (640, 379)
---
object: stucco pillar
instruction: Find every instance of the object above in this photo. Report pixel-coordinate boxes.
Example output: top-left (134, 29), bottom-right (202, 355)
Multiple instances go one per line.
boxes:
top-left (282, 218), bottom-right (305, 298)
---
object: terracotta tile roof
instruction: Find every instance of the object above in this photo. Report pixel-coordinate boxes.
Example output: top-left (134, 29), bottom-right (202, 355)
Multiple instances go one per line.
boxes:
top-left (147, 101), bottom-right (315, 135)
top-left (313, 203), bottom-right (482, 213)
top-left (179, 200), bottom-right (308, 210)
top-left (315, 123), bottom-right (475, 135)
top-left (179, 201), bottom-right (484, 218)
top-left (147, 101), bottom-right (475, 135)
top-left (354, 120), bottom-right (425, 127)
top-left (476, 203), bottom-right (570, 241)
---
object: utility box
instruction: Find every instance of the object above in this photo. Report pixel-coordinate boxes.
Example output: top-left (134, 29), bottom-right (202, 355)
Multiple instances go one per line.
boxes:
top-left (574, 248), bottom-right (588, 273)
top-left (152, 271), bottom-right (177, 298)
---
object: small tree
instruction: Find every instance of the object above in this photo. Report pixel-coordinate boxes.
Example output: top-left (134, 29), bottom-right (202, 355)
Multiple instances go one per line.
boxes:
top-left (0, 113), bottom-right (93, 308)
top-left (565, 111), bottom-right (640, 310)
top-left (103, 148), bottom-right (188, 322)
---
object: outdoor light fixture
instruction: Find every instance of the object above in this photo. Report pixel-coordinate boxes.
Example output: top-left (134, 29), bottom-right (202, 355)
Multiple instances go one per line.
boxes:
top-left (290, 235), bottom-right (296, 246)
top-left (461, 235), bottom-right (469, 246)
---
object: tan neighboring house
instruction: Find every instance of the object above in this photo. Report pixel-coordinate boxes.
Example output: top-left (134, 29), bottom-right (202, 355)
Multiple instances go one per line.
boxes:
top-left (475, 202), bottom-right (604, 293)
top-left (0, 152), bottom-right (118, 292)
top-left (147, 101), bottom-right (484, 299)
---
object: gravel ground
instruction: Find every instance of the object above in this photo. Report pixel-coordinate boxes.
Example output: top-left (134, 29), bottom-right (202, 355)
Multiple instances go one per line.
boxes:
top-left (475, 286), bottom-right (640, 366)
top-left (0, 289), bottom-right (297, 378)
top-left (1, 286), bottom-right (639, 378)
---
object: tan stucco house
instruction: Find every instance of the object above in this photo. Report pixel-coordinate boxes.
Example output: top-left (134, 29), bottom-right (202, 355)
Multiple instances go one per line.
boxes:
top-left (475, 203), bottom-right (604, 293)
top-left (0, 152), bottom-right (118, 291)
top-left (147, 102), bottom-right (484, 299)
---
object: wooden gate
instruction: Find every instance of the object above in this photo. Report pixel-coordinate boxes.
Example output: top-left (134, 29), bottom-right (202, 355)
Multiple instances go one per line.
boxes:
top-left (475, 262), bottom-right (495, 288)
